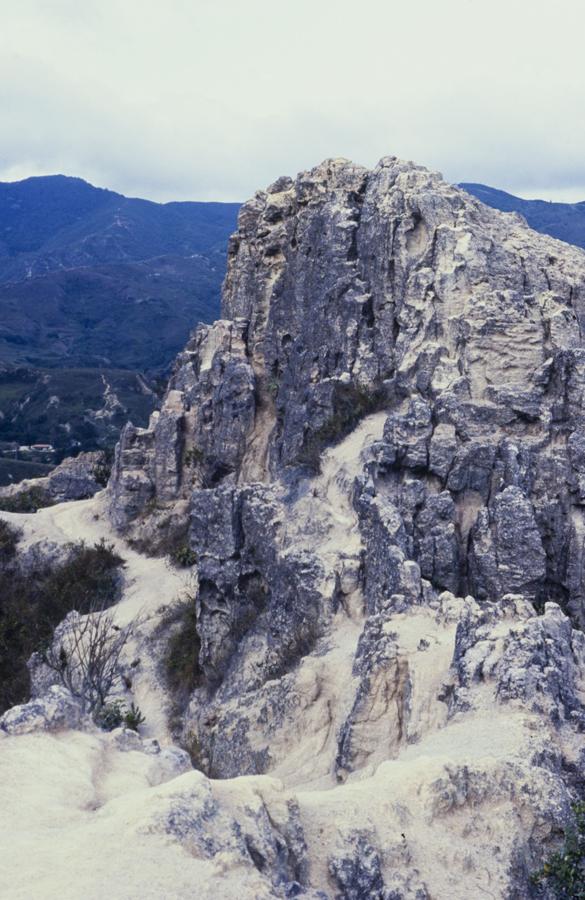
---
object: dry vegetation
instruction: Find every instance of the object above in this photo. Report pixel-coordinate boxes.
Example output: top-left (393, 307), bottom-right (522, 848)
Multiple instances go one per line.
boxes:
top-left (0, 530), bottom-right (124, 713)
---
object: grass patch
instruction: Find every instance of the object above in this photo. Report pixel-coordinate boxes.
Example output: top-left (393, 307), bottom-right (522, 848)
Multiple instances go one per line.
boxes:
top-left (129, 514), bottom-right (191, 560)
top-left (0, 518), bottom-right (20, 563)
top-left (532, 802), bottom-right (585, 897)
top-left (0, 538), bottom-right (124, 714)
top-left (162, 596), bottom-right (202, 703)
top-left (170, 544), bottom-right (198, 568)
top-left (0, 485), bottom-right (54, 513)
top-left (297, 381), bottom-right (387, 472)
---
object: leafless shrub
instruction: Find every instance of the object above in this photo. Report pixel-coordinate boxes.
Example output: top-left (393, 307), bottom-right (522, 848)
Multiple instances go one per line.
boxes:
top-left (43, 604), bottom-right (135, 714)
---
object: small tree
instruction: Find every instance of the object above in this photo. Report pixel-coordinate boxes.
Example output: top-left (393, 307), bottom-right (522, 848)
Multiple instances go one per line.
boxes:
top-left (43, 604), bottom-right (134, 714)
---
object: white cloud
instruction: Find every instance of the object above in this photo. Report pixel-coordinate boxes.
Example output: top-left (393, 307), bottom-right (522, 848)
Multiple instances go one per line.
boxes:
top-left (1, 0), bottom-right (584, 202)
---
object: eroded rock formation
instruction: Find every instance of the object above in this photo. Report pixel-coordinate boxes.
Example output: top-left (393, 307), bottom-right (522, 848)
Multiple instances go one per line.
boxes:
top-left (109, 155), bottom-right (585, 617)
top-left (0, 450), bottom-right (107, 505)
top-left (102, 156), bottom-right (585, 896)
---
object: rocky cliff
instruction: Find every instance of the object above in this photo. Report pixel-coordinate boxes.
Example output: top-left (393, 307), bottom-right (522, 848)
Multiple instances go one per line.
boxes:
top-left (103, 156), bottom-right (585, 896)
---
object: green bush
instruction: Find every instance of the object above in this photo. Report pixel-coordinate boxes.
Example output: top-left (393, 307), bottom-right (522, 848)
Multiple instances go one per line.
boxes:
top-left (92, 448), bottom-right (114, 487)
top-left (0, 485), bottom-right (54, 513)
top-left (94, 699), bottom-right (125, 731)
top-left (124, 702), bottom-right (146, 731)
top-left (94, 699), bottom-right (145, 732)
top-left (0, 539), bottom-right (124, 714)
top-left (170, 544), bottom-right (198, 568)
top-left (0, 518), bottom-right (20, 563)
top-left (184, 447), bottom-right (204, 467)
top-left (39, 538), bottom-right (124, 625)
top-left (532, 802), bottom-right (585, 897)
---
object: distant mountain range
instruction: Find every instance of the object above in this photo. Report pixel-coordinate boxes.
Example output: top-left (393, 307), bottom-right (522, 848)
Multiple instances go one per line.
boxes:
top-left (0, 175), bottom-right (239, 467)
top-left (459, 183), bottom-right (585, 250)
top-left (0, 175), bottom-right (240, 369)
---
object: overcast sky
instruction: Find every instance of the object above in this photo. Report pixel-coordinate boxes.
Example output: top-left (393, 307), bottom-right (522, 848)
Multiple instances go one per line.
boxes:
top-left (1, 0), bottom-right (584, 203)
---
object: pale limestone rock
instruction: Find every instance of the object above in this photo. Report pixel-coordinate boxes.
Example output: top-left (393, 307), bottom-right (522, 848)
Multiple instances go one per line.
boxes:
top-left (41, 155), bottom-right (585, 896)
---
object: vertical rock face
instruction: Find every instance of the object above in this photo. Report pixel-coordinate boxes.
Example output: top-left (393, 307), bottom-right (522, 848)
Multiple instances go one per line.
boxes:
top-left (106, 156), bottom-right (585, 897)
top-left (108, 155), bottom-right (585, 619)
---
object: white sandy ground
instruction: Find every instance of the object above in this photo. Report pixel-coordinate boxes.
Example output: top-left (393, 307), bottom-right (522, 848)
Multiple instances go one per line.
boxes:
top-left (0, 422), bottom-right (578, 898)
top-left (0, 676), bottom-right (557, 899)
top-left (0, 729), bottom-right (278, 900)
